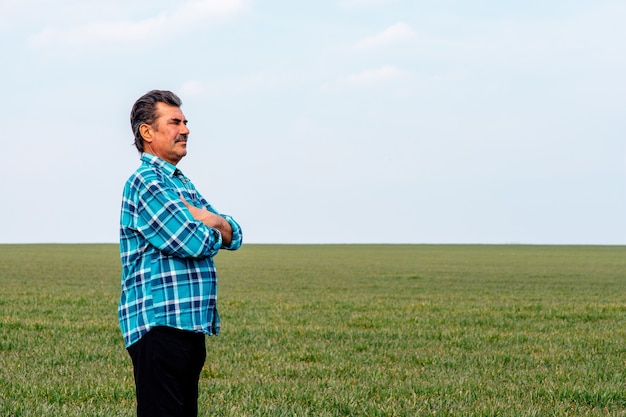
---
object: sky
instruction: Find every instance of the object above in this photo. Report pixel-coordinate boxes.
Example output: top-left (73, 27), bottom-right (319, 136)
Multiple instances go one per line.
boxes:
top-left (0, 0), bottom-right (624, 245)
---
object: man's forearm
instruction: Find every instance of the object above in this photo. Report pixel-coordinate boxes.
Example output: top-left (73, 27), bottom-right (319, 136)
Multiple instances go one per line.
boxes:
top-left (181, 195), bottom-right (233, 247)
top-left (192, 212), bottom-right (232, 246)
top-left (213, 217), bottom-right (233, 247)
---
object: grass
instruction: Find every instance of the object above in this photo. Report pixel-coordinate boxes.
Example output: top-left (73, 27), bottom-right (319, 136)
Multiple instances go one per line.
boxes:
top-left (0, 244), bottom-right (625, 416)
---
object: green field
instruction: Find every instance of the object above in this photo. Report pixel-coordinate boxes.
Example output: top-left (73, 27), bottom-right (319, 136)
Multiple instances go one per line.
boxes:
top-left (0, 244), bottom-right (625, 416)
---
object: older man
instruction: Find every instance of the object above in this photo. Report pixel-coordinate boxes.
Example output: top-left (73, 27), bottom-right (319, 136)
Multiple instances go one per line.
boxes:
top-left (118, 90), bottom-right (243, 417)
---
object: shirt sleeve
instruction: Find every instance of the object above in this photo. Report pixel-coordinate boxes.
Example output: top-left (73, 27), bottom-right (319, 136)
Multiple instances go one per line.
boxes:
top-left (221, 214), bottom-right (243, 251)
top-left (135, 177), bottom-right (222, 259)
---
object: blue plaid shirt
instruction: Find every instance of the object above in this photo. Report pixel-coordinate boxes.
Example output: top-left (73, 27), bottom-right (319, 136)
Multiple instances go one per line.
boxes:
top-left (118, 153), bottom-right (242, 348)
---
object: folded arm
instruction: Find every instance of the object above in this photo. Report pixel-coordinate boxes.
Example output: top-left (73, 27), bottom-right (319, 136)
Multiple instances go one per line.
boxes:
top-left (181, 195), bottom-right (233, 247)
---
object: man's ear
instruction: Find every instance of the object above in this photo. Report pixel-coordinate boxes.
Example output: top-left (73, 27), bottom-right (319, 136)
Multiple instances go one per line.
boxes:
top-left (139, 124), bottom-right (152, 142)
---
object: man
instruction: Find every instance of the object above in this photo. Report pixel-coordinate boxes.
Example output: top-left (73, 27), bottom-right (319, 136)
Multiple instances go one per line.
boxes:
top-left (118, 90), bottom-right (243, 417)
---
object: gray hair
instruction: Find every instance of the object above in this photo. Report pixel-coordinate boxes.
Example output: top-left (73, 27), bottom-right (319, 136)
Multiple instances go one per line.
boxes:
top-left (130, 90), bottom-right (183, 153)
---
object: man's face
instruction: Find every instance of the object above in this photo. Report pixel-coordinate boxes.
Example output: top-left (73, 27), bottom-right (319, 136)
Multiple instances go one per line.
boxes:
top-left (143, 102), bottom-right (190, 165)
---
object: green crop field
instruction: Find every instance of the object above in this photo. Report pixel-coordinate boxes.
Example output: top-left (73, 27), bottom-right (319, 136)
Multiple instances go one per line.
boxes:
top-left (1, 244), bottom-right (625, 416)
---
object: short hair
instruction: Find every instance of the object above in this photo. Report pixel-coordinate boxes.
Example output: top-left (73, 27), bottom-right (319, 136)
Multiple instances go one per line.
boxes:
top-left (130, 90), bottom-right (183, 153)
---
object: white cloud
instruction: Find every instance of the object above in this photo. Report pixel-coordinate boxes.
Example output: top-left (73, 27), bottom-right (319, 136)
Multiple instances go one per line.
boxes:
top-left (321, 65), bottom-right (409, 93)
top-left (180, 71), bottom-right (292, 98)
top-left (173, 0), bottom-right (249, 22)
top-left (29, 0), bottom-right (249, 47)
top-left (356, 22), bottom-right (416, 50)
top-left (340, 0), bottom-right (398, 9)
top-left (30, 17), bottom-right (165, 47)
top-left (346, 65), bottom-right (404, 85)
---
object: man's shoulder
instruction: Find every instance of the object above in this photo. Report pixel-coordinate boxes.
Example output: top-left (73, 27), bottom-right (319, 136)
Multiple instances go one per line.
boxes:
top-left (125, 164), bottom-right (153, 180)
top-left (124, 163), bottom-right (167, 192)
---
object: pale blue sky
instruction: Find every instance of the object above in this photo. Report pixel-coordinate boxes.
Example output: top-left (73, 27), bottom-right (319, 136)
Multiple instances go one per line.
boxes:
top-left (1, 0), bottom-right (624, 244)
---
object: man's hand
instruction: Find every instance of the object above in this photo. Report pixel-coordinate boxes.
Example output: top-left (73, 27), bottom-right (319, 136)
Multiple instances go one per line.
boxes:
top-left (180, 195), bottom-right (233, 246)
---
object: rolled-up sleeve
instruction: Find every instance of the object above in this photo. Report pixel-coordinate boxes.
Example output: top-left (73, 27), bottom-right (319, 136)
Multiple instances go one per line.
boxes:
top-left (220, 214), bottom-right (243, 251)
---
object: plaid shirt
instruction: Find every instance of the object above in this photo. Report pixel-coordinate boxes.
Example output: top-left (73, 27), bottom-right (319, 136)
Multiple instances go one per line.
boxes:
top-left (118, 153), bottom-right (242, 348)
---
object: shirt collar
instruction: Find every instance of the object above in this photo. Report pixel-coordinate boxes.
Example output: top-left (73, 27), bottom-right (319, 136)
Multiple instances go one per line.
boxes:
top-left (141, 153), bottom-right (184, 178)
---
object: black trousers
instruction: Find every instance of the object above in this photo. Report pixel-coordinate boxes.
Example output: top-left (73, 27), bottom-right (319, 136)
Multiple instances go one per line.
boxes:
top-left (127, 326), bottom-right (207, 417)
